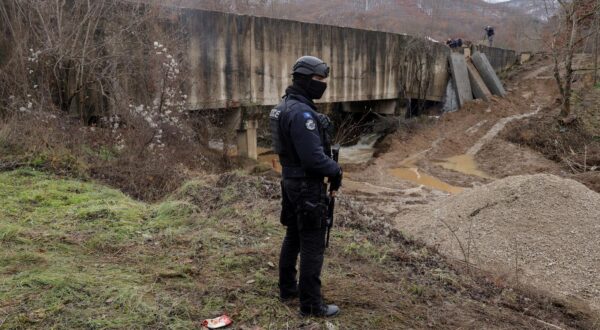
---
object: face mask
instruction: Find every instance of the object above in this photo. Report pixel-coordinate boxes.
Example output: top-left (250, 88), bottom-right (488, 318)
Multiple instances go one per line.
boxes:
top-left (307, 79), bottom-right (327, 99)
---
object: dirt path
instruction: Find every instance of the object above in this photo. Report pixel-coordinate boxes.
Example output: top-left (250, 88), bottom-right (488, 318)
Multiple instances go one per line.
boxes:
top-left (466, 106), bottom-right (540, 156)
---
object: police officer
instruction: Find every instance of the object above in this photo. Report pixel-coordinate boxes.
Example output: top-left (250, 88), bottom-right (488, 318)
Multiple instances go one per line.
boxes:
top-left (270, 56), bottom-right (342, 317)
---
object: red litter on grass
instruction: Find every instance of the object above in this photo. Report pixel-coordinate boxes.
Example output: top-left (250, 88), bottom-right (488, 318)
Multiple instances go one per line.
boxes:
top-left (201, 315), bottom-right (233, 329)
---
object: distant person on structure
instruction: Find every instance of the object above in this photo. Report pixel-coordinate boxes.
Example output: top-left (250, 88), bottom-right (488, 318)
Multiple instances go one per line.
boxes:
top-left (484, 26), bottom-right (495, 47)
top-left (446, 38), bottom-right (463, 49)
top-left (269, 56), bottom-right (343, 317)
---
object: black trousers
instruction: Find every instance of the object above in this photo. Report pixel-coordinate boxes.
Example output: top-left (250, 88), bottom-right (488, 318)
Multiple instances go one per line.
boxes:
top-left (278, 177), bottom-right (329, 310)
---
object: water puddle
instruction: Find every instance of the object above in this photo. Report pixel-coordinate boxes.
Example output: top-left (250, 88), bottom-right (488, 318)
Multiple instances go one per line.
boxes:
top-left (389, 153), bottom-right (492, 194)
top-left (434, 154), bottom-right (492, 179)
top-left (389, 167), bottom-right (464, 194)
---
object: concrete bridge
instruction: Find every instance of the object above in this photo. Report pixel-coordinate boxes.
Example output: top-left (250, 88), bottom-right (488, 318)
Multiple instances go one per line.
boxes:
top-left (170, 6), bottom-right (519, 158)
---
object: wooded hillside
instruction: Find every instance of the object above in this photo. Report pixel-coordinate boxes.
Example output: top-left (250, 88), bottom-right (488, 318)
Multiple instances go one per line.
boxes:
top-left (162, 0), bottom-right (555, 51)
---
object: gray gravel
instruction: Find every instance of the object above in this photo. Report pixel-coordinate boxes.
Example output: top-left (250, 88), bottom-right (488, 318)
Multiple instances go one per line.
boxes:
top-left (396, 174), bottom-right (600, 309)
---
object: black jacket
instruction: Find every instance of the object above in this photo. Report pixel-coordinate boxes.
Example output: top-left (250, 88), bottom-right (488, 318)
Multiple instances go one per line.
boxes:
top-left (272, 92), bottom-right (340, 179)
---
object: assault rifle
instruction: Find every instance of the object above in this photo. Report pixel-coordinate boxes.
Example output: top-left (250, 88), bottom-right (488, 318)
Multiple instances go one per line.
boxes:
top-left (326, 144), bottom-right (340, 248)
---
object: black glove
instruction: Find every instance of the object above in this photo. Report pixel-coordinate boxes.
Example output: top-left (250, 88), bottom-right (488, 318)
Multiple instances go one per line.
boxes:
top-left (329, 168), bottom-right (343, 192)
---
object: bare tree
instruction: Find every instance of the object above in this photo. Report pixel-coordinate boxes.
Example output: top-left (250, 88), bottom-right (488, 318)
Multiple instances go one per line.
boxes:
top-left (545, 0), bottom-right (599, 119)
top-left (0, 0), bottom-right (215, 200)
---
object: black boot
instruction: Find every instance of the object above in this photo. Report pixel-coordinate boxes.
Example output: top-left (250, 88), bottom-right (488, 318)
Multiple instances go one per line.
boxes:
top-left (300, 304), bottom-right (340, 317)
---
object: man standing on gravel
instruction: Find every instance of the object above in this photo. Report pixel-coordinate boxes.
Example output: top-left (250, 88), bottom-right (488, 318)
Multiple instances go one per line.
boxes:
top-left (270, 56), bottom-right (343, 317)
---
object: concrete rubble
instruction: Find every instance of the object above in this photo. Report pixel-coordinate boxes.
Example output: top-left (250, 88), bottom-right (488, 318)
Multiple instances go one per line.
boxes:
top-left (447, 51), bottom-right (509, 109)
top-left (471, 51), bottom-right (507, 96)
top-left (466, 59), bottom-right (492, 102)
top-left (449, 53), bottom-right (474, 108)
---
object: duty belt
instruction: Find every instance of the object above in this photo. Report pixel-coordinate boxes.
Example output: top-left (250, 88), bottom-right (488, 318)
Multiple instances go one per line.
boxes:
top-left (282, 166), bottom-right (321, 179)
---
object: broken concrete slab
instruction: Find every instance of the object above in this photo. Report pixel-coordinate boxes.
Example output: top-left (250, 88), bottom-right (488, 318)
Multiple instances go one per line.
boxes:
top-left (449, 52), bottom-right (473, 108)
top-left (466, 59), bottom-right (492, 102)
top-left (471, 52), bottom-right (506, 96)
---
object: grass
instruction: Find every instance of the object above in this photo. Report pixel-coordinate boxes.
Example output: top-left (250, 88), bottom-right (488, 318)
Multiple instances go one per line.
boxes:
top-left (0, 169), bottom-right (597, 329)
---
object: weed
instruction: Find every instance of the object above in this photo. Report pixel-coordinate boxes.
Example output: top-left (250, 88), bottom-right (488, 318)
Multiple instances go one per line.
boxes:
top-left (218, 255), bottom-right (257, 272)
top-left (0, 223), bottom-right (24, 244)
top-left (409, 284), bottom-right (425, 296)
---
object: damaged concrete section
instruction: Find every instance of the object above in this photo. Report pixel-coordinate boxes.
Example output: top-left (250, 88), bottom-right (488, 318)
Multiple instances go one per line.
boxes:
top-left (471, 52), bottom-right (507, 97)
top-left (449, 53), bottom-right (473, 108)
top-left (467, 59), bottom-right (492, 102)
top-left (472, 45), bottom-right (517, 72)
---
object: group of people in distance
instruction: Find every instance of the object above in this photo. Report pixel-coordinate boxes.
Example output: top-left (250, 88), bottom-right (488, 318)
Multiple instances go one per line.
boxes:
top-left (446, 37), bottom-right (463, 49)
top-left (446, 26), bottom-right (495, 49)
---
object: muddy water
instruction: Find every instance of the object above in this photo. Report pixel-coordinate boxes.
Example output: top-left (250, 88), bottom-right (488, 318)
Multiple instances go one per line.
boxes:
top-left (388, 154), bottom-right (493, 194)
top-left (389, 167), bottom-right (464, 194)
top-left (339, 133), bottom-right (381, 164)
top-left (388, 150), bottom-right (495, 194)
top-left (435, 154), bottom-right (492, 179)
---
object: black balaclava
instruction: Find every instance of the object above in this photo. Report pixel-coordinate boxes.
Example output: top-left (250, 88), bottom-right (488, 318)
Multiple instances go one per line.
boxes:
top-left (290, 74), bottom-right (327, 100)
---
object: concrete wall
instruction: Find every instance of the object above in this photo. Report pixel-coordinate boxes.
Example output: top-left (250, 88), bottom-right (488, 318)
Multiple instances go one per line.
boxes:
top-left (471, 45), bottom-right (517, 73)
top-left (182, 9), bottom-right (450, 110)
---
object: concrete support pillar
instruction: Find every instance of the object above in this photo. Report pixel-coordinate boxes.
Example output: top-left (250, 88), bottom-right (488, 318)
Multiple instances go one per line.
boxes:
top-left (237, 119), bottom-right (258, 160)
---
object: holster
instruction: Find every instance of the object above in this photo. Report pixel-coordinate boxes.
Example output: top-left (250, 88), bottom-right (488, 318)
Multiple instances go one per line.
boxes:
top-left (296, 181), bottom-right (329, 231)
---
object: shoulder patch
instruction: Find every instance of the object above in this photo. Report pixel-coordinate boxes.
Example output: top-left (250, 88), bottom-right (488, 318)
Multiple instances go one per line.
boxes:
top-left (302, 112), bottom-right (313, 119)
top-left (269, 108), bottom-right (281, 119)
top-left (305, 118), bottom-right (316, 131)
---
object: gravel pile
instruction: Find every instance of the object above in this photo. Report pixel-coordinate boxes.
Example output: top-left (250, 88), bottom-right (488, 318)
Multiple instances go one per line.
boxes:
top-left (397, 174), bottom-right (600, 309)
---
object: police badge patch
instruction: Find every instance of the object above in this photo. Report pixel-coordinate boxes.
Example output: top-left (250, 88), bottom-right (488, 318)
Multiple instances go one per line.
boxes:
top-left (269, 108), bottom-right (280, 119)
top-left (305, 119), bottom-right (316, 131)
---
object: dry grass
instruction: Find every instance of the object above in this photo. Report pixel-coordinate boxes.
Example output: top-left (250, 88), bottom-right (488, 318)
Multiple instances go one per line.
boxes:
top-left (0, 110), bottom-right (222, 201)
